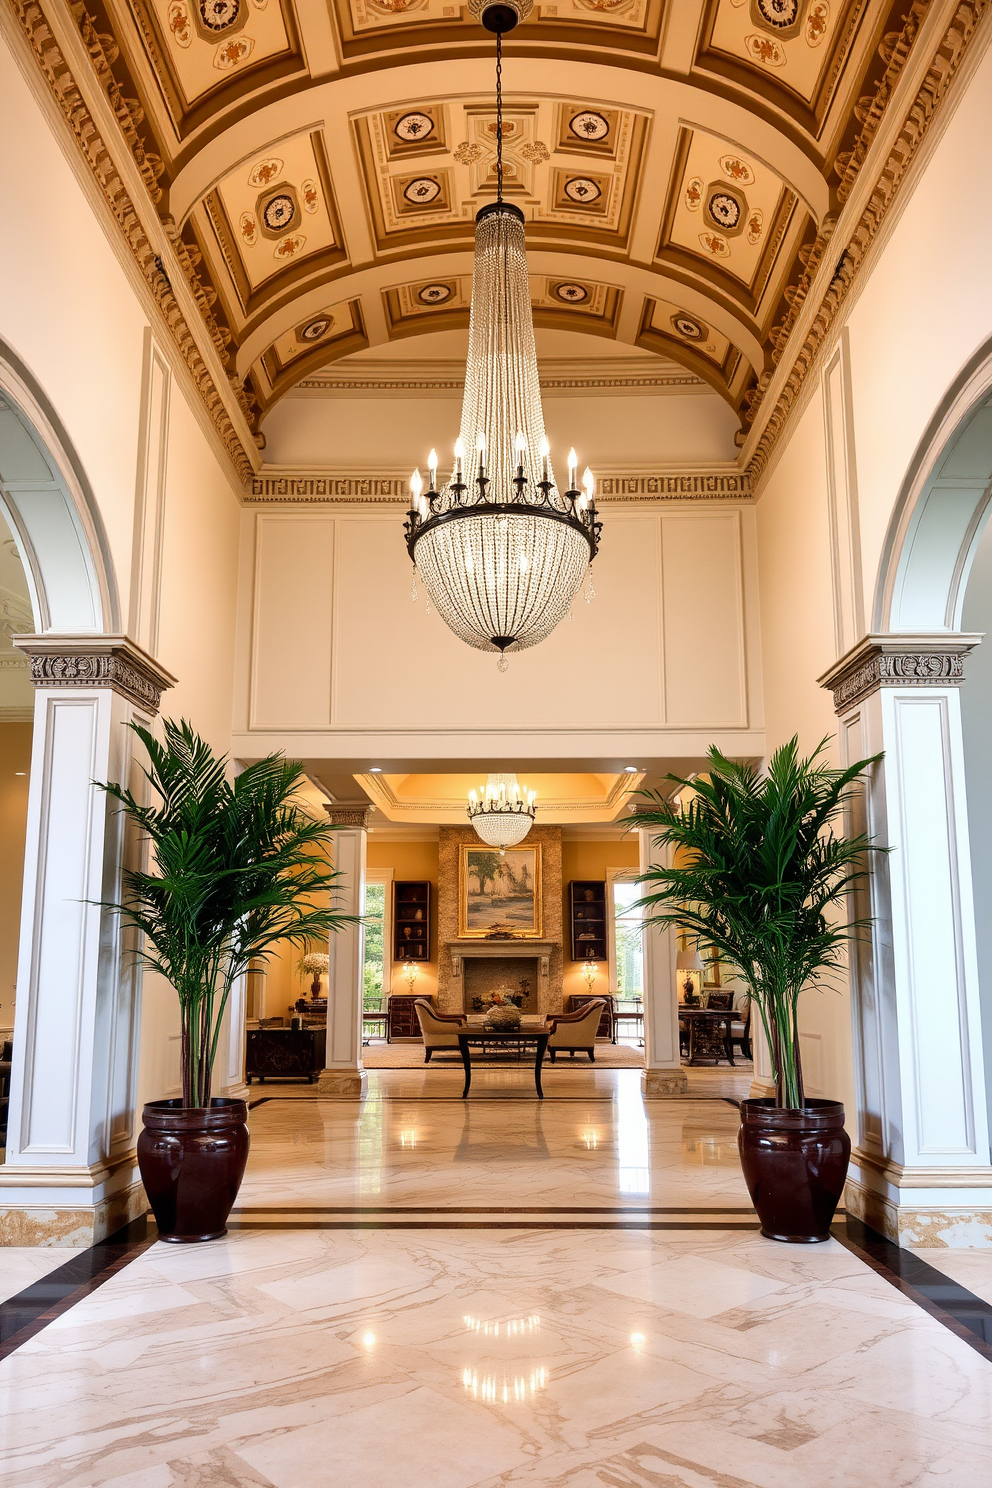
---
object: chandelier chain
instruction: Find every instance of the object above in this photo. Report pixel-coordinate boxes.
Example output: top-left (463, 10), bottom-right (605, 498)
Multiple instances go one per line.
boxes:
top-left (495, 31), bottom-right (503, 205)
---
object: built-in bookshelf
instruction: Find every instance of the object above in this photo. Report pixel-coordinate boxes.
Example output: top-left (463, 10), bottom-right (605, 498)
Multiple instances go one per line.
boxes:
top-left (568, 880), bottom-right (607, 962)
top-left (393, 880), bottom-right (432, 963)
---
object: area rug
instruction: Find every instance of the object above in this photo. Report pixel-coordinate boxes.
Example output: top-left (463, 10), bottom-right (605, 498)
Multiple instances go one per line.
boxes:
top-left (361, 1043), bottom-right (646, 1068)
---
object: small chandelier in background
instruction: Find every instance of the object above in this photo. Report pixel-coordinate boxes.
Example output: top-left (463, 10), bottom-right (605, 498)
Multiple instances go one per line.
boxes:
top-left (468, 772), bottom-right (536, 853)
top-left (403, 0), bottom-right (601, 672)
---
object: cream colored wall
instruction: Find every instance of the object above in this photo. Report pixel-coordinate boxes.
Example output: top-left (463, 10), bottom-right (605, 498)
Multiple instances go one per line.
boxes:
top-left (0, 34), bottom-right (243, 1105)
top-left (0, 723), bottom-right (31, 1032)
top-left (368, 838), bottom-right (440, 1000)
top-left (751, 39), bottom-right (992, 1116)
top-left (561, 838), bottom-right (639, 1004)
top-left (234, 502), bottom-right (764, 761)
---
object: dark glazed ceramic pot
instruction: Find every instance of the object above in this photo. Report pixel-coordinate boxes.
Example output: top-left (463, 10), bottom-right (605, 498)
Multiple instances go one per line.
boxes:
top-left (137, 1098), bottom-right (250, 1243)
top-left (738, 1098), bottom-right (851, 1243)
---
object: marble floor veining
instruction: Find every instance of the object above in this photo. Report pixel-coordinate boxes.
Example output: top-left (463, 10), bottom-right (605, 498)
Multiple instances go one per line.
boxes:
top-left (2, 1074), bottom-right (992, 1487)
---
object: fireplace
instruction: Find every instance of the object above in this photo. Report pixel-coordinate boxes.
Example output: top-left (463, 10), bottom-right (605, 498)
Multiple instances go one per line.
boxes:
top-left (464, 956), bottom-right (539, 1012)
top-left (446, 939), bottom-right (560, 1015)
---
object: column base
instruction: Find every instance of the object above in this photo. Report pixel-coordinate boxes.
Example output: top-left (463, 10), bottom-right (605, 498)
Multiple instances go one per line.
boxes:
top-left (317, 1069), bottom-right (367, 1099)
top-left (846, 1149), bottom-right (992, 1247)
top-left (642, 1069), bottom-right (689, 1097)
top-left (0, 1178), bottom-right (147, 1247)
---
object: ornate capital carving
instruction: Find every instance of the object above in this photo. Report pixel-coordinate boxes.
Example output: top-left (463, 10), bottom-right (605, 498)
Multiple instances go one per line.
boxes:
top-left (325, 805), bottom-right (374, 830)
top-left (818, 634), bottom-right (982, 715)
top-left (13, 635), bottom-right (176, 714)
top-left (245, 470), bottom-right (752, 504)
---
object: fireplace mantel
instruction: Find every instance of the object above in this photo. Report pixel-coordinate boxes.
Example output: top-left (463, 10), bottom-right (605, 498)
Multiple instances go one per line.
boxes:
top-left (445, 938), bottom-right (560, 1013)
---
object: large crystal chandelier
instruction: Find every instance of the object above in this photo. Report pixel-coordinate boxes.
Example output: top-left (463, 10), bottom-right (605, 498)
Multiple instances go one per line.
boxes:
top-left (468, 772), bottom-right (536, 853)
top-left (404, 0), bottom-right (601, 672)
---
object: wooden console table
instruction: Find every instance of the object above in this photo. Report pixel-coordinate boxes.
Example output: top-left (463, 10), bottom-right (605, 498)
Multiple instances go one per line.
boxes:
top-left (246, 1027), bottom-right (326, 1083)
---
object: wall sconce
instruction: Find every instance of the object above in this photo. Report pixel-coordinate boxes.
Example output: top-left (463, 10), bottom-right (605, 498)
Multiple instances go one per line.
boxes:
top-left (582, 961), bottom-right (598, 995)
top-left (402, 960), bottom-right (420, 994)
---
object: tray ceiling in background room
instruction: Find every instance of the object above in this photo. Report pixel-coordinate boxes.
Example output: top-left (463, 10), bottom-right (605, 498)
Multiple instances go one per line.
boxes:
top-left (28, 0), bottom-right (970, 477)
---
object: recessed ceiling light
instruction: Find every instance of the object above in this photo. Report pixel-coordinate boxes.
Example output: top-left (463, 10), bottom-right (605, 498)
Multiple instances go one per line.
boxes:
top-left (369, 767), bottom-right (383, 773)
top-left (622, 766), bottom-right (638, 773)
top-left (14, 772), bottom-right (26, 777)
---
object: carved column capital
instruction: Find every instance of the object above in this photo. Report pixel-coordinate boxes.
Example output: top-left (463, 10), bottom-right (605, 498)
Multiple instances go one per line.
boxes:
top-left (818, 633), bottom-right (983, 715)
top-left (325, 805), bottom-right (373, 830)
top-left (13, 634), bottom-right (177, 715)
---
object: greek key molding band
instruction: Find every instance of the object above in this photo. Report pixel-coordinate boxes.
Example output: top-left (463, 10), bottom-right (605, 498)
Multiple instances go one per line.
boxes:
top-left (325, 806), bottom-right (374, 830)
top-left (818, 634), bottom-right (983, 715)
top-left (246, 471), bottom-right (752, 503)
top-left (13, 635), bottom-right (178, 715)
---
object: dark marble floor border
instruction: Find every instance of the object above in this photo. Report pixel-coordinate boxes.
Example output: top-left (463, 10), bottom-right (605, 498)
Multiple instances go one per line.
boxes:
top-left (834, 1216), bottom-right (992, 1364)
top-left (0, 1215), bottom-right (157, 1363)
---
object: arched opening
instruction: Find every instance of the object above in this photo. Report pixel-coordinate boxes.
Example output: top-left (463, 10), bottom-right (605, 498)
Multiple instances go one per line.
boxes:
top-left (0, 351), bottom-right (118, 1161)
top-left (876, 357), bottom-right (992, 1152)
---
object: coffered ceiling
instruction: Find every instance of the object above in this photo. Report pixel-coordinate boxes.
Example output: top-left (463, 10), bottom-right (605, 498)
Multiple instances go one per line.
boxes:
top-left (15, 0), bottom-right (987, 480)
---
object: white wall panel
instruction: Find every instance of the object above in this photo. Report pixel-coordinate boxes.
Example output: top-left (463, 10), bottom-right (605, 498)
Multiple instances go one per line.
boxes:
top-left (250, 514), bottom-right (335, 729)
top-left (330, 512), bottom-right (663, 731)
top-left (661, 510), bottom-right (746, 728)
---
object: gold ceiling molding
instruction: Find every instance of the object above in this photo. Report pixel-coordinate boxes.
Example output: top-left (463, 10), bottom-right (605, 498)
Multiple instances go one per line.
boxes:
top-left (244, 469), bottom-right (751, 502)
top-left (6, 0), bottom-right (259, 480)
top-left (289, 355), bottom-right (707, 398)
top-left (745, 0), bottom-right (991, 485)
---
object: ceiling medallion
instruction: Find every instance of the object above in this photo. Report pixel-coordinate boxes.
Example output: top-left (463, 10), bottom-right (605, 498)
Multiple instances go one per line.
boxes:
top-left (298, 317), bottom-right (332, 342)
top-left (395, 111), bottom-right (435, 142)
top-left (468, 774), bottom-right (536, 854)
top-left (417, 282), bottom-right (453, 304)
top-left (563, 176), bottom-right (602, 205)
top-left (403, 0), bottom-right (601, 673)
top-left (672, 313), bottom-right (706, 341)
top-left (403, 176), bottom-right (442, 205)
top-left (554, 282), bottom-right (589, 303)
top-left (569, 110), bottom-right (609, 142)
top-left (751, 0), bottom-right (802, 34)
top-left (199, 0), bottom-right (240, 31)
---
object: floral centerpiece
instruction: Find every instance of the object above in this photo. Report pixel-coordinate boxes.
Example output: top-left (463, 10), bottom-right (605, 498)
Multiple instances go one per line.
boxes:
top-left (482, 986), bottom-right (523, 1030)
top-left (299, 950), bottom-right (329, 999)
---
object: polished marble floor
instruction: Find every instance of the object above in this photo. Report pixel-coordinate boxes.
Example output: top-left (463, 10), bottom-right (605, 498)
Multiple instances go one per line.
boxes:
top-left (2, 1073), bottom-right (992, 1487)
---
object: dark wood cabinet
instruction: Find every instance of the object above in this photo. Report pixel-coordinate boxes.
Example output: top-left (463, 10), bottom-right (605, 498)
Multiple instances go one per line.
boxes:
top-left (388, 992), bottom-right (434, 1041)
top-left (246, 1027), bottom-right (326, 1083)
top-left (394, 880), bottom-right (432, 963)
top-left (569, 880), bottom-right (608, 962)
top-left (567, 991), bottom-right (616, 1040)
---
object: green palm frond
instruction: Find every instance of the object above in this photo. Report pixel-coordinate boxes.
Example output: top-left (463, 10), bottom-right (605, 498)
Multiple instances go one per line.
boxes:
top-left (621, 736), bottom-right (883, 1108)
top-left (100, 719), bottom-right (357, 1107)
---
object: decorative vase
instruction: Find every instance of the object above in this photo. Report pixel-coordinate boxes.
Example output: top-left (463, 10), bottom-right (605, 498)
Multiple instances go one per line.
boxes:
top-left (310, 974), bottom-right (322, 1000)
top-left (485, 1005), bottom-right (522, 1031)
top-left (738, 1098), bottom-right (851, 1243)
top-left (137, 1098), bottom-right (250, 1243)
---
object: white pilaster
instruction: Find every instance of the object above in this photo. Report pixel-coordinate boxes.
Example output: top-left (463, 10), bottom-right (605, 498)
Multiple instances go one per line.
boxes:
top-left (318, 806), bottom-right (370, 1098)
top-left (0, 636), bottom-right (175, 1245)
top-left (638, 826), bottom-right (689, 1097)
top-left (821, 634), bottom-right (992, 1245)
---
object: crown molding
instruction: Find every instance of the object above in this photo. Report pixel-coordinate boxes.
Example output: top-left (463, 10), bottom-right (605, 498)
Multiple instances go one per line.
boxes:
top-left (2, 0), bottom-right (259, 483)
top-left (245, 466), bottom-right (751, 503)
top-left (290, 356), bottom-right (708, 400)
top-left (744, 0), bottom-right (992, 488)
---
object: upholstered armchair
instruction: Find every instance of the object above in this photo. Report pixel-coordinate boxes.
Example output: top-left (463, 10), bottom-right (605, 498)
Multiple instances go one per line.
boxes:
top-left (547, 999), bottom-right (606, 1061)
top-left (727, 999), bottom-right (752, 1063)
top-left (414, 999), bottom-right (466, 1062)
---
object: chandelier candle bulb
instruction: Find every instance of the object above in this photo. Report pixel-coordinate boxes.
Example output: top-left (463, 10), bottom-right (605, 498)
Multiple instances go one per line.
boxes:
top-left (568, 449), bottom-right (577, 489)
top-left (428, 449), bottom-right (438, 490)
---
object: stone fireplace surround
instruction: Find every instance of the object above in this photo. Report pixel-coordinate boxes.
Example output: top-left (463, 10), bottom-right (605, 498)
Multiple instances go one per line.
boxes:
top-left (436, 824), bottom-right (565, 1016)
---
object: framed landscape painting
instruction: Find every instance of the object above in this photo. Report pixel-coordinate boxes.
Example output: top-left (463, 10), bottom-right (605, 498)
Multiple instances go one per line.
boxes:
top-left (458, 845), bottom-right (543, 938)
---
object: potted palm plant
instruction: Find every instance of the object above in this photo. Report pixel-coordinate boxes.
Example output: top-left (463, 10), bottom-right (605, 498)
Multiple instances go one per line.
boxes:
top-left (627, 737), bottom-right (880, 1243)
top-left (102, 719), bottom-right (353, 1243)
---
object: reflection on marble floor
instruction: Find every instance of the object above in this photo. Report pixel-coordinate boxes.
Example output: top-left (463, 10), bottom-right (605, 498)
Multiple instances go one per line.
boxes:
top-left (2, 1075), bottom-right (991, 1488)
top-left (0, 1250), bottom-right (68, 1305)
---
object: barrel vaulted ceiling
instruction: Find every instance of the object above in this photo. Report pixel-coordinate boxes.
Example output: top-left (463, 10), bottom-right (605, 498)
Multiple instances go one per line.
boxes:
top-left (8, 0), bottom-right (989, 481)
